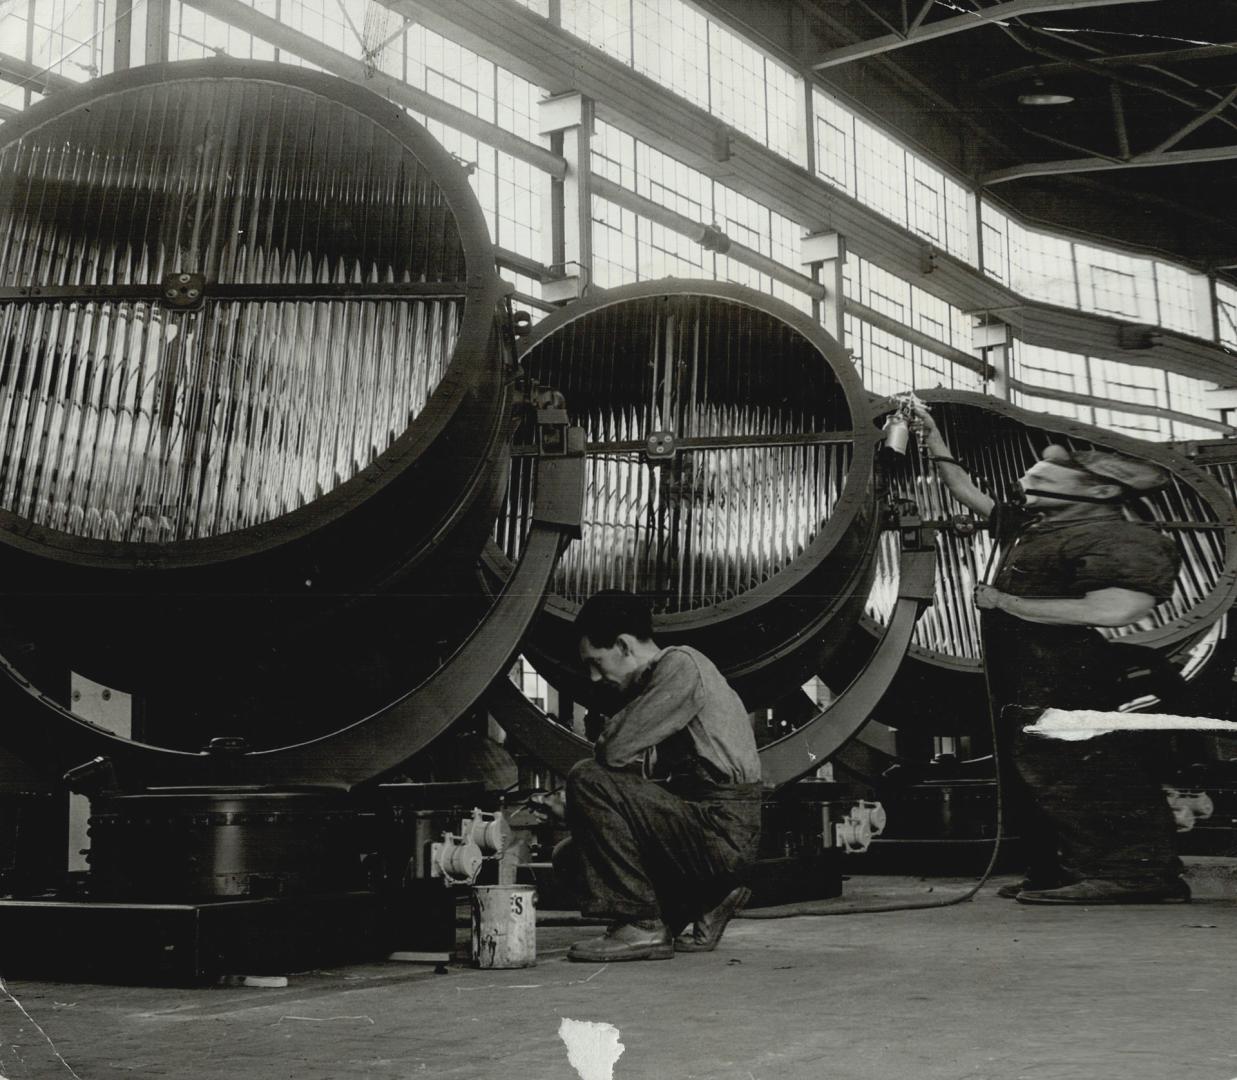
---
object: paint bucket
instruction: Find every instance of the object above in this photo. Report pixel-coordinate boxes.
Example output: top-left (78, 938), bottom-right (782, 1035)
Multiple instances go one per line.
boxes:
top-left (470, 884), bottom-right (537, 968)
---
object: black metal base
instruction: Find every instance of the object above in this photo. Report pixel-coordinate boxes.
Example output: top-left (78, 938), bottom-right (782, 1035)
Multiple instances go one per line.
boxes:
top-left (748, 852), bottom-right (843, 907)
top-left (0, 891), bottom-right (388, 984)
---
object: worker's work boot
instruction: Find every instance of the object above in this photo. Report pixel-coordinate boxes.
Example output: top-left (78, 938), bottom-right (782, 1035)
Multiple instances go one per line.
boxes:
top-left (1016, 878), bottom-right (1190, 905)
top-left (674, 885), bottom-right (751, 953)
top-left (567, 920), bottom-right (673, 962)
top-left (994, 875), bottom-right (1072, 899)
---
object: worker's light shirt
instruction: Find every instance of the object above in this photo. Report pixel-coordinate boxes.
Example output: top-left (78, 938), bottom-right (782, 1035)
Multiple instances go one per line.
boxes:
top-left (594, 645), bottom-right (761, 784)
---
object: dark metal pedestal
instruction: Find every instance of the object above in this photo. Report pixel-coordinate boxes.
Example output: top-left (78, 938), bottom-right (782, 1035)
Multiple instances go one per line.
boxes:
top-left (0, 891), bottom-right (384, 984)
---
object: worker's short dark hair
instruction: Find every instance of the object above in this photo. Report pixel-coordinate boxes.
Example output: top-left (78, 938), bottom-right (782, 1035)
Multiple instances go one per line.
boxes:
top-left (575, 589), bottom-right (654, 648)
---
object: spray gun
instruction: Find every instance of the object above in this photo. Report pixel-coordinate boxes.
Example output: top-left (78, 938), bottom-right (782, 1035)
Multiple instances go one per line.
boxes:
top-left (881, 390), bottom-right (927, 455)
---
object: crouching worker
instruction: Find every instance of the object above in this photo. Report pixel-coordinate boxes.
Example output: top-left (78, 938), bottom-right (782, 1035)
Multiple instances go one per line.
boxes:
top-left (551, 589), bottom-right (762, 962)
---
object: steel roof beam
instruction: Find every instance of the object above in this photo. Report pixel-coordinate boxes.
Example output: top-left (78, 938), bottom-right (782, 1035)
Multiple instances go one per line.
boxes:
top-left (0, 53), bottom-right (78, 95)
top-left (984, 142), bottom-right (1237, 184)
top-left (180, 0), bottom-right (567, 179)
top-left (980, 41), bottom-right (1237, 88)
top-left (809, 0), bottom-right (1161, 71)
top-left (1153, 86), bottom-right (1237, 154)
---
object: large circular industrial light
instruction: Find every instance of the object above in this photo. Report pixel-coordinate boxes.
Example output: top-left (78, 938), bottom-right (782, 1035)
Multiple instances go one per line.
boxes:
top-left (849, 392), bottom-right (1237, 732)
top-left (0, 60), bottom-right (519, 750)
top-left (486, 280), bottom-right (880, 706)
top-left (0, 62), bottom-right (499, 554)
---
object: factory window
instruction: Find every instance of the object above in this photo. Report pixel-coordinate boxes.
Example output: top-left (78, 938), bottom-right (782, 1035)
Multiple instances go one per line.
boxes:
top-left (854, 117), bottom-right (908, 231)
top-left (1008, 218), bottom-right (1078, 311)
top-left (1090, 358), bottom-right (1164, 411)
top-left (561, 0), bottom-right (633, 64)
top-left (1010, 391), bottom-right (1094, 425)
top-left (636, 140), bottom-right (711, 223)
top-left (1011, 344), bottom-right (1224, 440)
top-left (812, 90), bottom-right (855, 196)
top-left (589, 119), bottom-right (812, 311)
top-left (500, 268), bottom-right (553, 323)
top-left (642, 217), bottom-right (711, 278)
top-left (1093, 406), bottom-right (1167, 441)
top-left (911, 173), bottom-right (943, 246)
top-left (12, 0), bottom-right (113, 94)
top-left (562, 0), bottom-right (805, 165)
top-left (1076, 245), bottom-right (1157, 322)
top-left (846, 315), bottom-right (915, 398)
top-left (510, 0), bottom-right (552, 16)
top-left (632, 0), bottom-right (710, 112)
top-left (760, 46), bottom-right (808, 167)
top-left (980, 201), bottom-right (1011, 285)
top-left (168, 3), bottom-right (292, 63)
top-left (982, 202), bottom-right (1214, 340)
top-left (942, 175), bottom-right (973, 264)
top-left (846, 257), bottom-right (976, 362)
top-left (1216, 281), bottom-right (1237, 350)
top-left (279, 0), bottom-right (366, 60)
top-left (1154, 262), bottom-right (1209, 339)
top-left (813, 88), bottom-right (972, 264)
top-left (708, 19), bottom-right (804, 165)
top-left (590, 197), bottom-right (640, 288)
top-left (1010, 344), bottom-right (1089, 398)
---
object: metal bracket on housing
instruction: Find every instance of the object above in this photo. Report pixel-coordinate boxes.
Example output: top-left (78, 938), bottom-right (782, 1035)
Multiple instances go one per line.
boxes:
top-left (161, 272), bottom-right (206, 310)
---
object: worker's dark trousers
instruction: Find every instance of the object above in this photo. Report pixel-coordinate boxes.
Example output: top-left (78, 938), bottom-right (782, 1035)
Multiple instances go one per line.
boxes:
top-left (984, 619), bottom-right (1180, 888)
top-left (553, 759), bottom-right (762, 929)
top-left (1001, 713), bottom-right (1181, 887)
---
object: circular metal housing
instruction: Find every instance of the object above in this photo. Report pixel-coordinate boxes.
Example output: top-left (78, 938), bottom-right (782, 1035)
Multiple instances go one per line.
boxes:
top-left (487, 280), bottom-right (879, 706)
top-left (0, 61), bottom-right (514, 746)
top-left (851, 391), bottom-right (1237, 731)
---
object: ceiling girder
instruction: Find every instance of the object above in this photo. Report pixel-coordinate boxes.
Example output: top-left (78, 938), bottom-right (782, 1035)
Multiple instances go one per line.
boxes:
top-left (984, 142), bottom-right (1237, 184)
top-left (809, 0), bottom-right (1160, 70)
top-left (0, 53), bottom-right (77, 95)
top-left (1153, 85), bottom-right (1237, 154)
top-left (980, 41), bottom-right (1237, 88)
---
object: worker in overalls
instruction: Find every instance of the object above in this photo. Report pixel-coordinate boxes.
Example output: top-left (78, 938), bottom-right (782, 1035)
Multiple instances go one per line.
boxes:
top-left (912, 404), bottom-right (1187, 904)
top-left (543, 589), bottom-right (762, 961)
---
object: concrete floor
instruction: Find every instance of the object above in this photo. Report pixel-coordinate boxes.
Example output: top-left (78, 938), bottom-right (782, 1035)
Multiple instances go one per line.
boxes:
top-left (0, 875), bottom-right (1234, 1080)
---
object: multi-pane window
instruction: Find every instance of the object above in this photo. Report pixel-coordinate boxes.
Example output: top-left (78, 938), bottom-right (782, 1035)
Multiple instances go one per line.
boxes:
top-left (1075, 244), bottom-right (1158, 323)
top-left (7, 0), bottom-right (1231, 447)
top-left (590, 120), bottom-right (810, 309)
top-left (561, 0), bottom-right (632, 64)
top-left (510, 0), bottom-right (552, 16)
top-left (632, 0), bottom-right (710, 111)
top-left (1008, 218), bottom-right (1077, 310)
top-left (590, 197), bottom-right (640, 288)
top-left (1010, 344), bottom-right (1088, 398)
top-left (983, 202), bottom-right (1215, 338)
top-left (812, 89), bottom-right (855, 196)
top-left (1009, 392), bottom-right (1092, 424)
top-left (1219, 281), bottom-right (1237, 350)
top-left (500, 267), bottom-right (553, 323)
top-left (170, 1), bottom-right (279, 62)
top-left (843, 258), bottom-right (982, 395)
top-left (813, 88), bottom-right (972, 264)
top-left (562, 0), bottom-right (805, 165)
top-left (1011, 344), bottom-right (1224, 441)
top-left (1154, 262), bottom-right (1209, 339)
top-left (405, 27), bottom-right (551, 262)
top-left (854, 117), bottom-right (908, 231)
top-left (1, 0), bottom-right (114, 113)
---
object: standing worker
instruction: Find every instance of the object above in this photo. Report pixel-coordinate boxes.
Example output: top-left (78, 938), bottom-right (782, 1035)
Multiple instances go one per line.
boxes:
top-left (540, 589), bottom-right (762, 961)
top-left (911, 403), bottom-right (1188, 904)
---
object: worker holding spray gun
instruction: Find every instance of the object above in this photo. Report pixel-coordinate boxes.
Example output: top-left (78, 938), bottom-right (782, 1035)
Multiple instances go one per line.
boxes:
top-left (904, 396), bottom-right (1188, 905)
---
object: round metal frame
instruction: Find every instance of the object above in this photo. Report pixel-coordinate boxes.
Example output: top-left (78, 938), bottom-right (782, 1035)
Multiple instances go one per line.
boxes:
top-left (484, 279), bottom-right (881, 706)
top-left (0, 59), bottom-right (507, 578)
